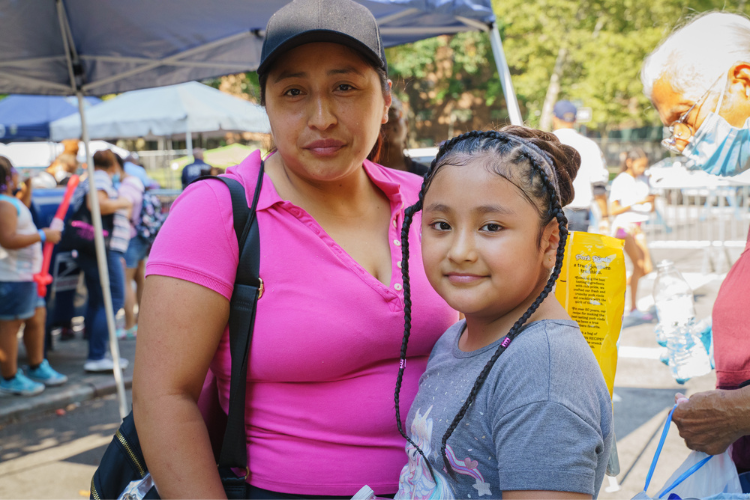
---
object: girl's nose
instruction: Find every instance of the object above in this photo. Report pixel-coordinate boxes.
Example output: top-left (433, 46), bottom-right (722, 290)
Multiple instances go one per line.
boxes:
top-left (447, 228), bottom-right (478, 263)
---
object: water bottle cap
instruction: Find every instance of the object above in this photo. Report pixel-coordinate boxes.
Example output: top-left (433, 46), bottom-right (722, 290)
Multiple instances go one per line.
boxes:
top-left (657, 260), bottom-right (675, 270)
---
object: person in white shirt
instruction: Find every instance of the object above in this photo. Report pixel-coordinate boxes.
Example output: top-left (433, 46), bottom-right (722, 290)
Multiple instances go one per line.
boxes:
top-left (552, 100), bottom-right (610, 232)
top-left (609, 148), bottom-right (655, 320)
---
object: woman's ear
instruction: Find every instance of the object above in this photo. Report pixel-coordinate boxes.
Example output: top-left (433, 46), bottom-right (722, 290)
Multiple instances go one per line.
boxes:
top-left (541, 220), bottom-right (561, 271)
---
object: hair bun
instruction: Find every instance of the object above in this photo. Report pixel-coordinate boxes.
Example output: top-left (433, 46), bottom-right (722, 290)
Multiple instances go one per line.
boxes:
top-left (499, 125), bottom-right (581, 207)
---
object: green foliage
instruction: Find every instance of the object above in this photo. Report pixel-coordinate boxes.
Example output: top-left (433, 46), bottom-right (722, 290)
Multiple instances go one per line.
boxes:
top-left (385, 0), bottom-right (748, 142)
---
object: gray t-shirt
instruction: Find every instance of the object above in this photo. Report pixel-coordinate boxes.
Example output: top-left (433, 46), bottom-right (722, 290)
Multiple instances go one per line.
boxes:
top-left (395, 319), bottom-right (613, 499)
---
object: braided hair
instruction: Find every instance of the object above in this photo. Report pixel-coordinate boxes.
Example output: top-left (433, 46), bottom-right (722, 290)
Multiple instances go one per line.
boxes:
top-left (394, 126), bottom-right (580, 479)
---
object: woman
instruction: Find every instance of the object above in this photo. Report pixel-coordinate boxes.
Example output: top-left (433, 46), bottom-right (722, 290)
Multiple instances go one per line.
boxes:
top-left (133, 0), bottom-right (457, 497)
top-left (114, 154), bottom-right (145, 340)
top-left (380, 96), bottom-right (429, 176)
top-left (73, 150), bottom-right (132, 372)
top-left (0, 157), bottom-right (67, 395)
top-left (609, 148), bottom-right (655, 320)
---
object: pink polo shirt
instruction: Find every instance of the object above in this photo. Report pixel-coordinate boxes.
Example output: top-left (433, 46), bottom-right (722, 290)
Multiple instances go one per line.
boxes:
top-left (146, 150), bottom-right (457, 495)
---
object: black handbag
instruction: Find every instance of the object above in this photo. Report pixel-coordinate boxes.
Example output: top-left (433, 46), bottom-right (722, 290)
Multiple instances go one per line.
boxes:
top-left (90, 165), bottom-right (265, 499)
top-left (59, 189), bottom-right (114, 257)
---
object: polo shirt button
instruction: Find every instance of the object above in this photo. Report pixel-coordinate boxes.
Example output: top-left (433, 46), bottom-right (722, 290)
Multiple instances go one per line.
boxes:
top-left (394, 239), bottom-right (401, 246)
top-left (397, 260), bottom-right (402, 269)
top-left (394, 283), bottom-right (403, 291)
top-left (392, 220), bottom-right (397, 228)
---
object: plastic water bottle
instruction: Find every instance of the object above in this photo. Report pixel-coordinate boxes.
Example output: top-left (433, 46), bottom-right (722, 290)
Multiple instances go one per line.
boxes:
top-left (666, 323), bottom-right (712, 383)
top-left (652, 261), bottom-right (710, 383)
top-left (653, 260), bottom-right (696, 333)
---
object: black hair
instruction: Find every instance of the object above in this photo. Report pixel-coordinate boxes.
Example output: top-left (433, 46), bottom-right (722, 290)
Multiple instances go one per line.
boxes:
top-left (0, 156), bottom-right (13, 193)
top-left (394, 127), bottom-right (580, 480)
top-left (619, 147), bottom-right (648, 173)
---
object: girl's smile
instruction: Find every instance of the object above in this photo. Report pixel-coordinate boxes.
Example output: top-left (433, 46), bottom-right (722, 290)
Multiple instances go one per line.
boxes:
top-left (422, 160), bottom-right (555, 321)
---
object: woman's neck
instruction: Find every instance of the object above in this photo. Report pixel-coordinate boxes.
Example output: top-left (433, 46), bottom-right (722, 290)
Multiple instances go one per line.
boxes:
top-left (265, 154), bottom-right (382, 218)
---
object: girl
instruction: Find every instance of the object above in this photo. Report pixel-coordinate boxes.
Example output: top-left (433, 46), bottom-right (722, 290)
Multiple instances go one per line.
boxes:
top-left (394, 127), bottom-right (613, 499)
top-left (113, 154), bottom-right (145, 340)
top-left (0, 157), bottom-right (67, 396)
top-left (610, 148), bottom-right (655, 319)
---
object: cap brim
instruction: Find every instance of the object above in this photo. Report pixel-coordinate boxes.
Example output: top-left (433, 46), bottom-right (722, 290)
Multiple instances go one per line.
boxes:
top-left (257, 30), bottom-right (386, 77)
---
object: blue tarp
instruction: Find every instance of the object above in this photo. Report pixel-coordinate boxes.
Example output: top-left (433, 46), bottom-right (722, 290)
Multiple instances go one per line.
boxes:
top-left (0, 0), bottom-right (495, 97)
top-left (50, 81), bottom-right (270, 140)
top-left (0, 95), bottom-right (100, 141)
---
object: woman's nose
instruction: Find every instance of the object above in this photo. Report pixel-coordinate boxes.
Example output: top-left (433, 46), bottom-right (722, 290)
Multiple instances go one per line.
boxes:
top-left (308, 94), bottom-right (337, 131)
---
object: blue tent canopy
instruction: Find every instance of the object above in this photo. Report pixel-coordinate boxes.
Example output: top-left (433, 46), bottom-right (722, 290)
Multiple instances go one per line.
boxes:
top-left (0, 1), bottom-right (494, 90)
top-left (0, 95), bottom-right (100, 142)
top-left (50, 81), bottom-right (270, 141)
top-left (0, 1), bottom-right (523, 418)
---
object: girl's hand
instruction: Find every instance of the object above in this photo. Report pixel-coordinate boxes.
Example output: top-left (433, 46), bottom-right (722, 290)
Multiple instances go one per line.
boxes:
top-left (42, 228), bottom-right (62, 244)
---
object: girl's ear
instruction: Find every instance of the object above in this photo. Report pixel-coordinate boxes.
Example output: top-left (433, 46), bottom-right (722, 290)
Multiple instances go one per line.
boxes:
top-left (541, 219), bottom-right (560, 271)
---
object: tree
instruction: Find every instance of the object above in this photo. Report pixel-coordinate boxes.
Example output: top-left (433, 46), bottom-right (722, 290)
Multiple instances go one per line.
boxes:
top-left (385, 0), bottom-right (742, 144)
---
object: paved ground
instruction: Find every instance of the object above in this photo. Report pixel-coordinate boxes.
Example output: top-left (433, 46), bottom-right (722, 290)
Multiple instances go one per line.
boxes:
top-left (0, 333), bottom-right (135, 426)
top-left (0, 245), bottom-right (739, 498)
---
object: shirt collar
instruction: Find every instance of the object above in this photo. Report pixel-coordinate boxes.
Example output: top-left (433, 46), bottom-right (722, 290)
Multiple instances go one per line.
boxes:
top-left (245, 152), bottom-right (405, 212)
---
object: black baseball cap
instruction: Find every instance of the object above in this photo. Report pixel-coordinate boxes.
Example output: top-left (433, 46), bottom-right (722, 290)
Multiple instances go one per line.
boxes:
top-left (258, 0), bottom-right (387, 77)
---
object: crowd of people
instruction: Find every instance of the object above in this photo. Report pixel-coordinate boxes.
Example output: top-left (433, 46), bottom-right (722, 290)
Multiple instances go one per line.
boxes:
top-left (0, 144), bottom-right (162, 394)
top-left (5, 0), bottom-right (750, 497)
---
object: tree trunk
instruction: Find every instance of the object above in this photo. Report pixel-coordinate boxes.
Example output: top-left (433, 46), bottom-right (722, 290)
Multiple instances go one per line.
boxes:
top-left (539, 46), bottom-right (568, 132)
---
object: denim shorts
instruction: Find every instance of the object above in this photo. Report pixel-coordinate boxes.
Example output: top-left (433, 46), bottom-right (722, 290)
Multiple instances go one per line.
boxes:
top-left (124, 236), bottom-right (150, 269)
top-left (0, 281), bottom-right (39, 321)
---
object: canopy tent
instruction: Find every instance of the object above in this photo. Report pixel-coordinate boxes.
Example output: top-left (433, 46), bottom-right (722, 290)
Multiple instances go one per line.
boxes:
top-left (0, 95), bottom-right (100, 142)
top-left (50, 81), bottom-right (270, 141)
top-left (0, 0), bottom-right (523, 419)
top-left (0, 0), bottom-right (520, 122)
top-left (0, 140), bottom-right (126, 169)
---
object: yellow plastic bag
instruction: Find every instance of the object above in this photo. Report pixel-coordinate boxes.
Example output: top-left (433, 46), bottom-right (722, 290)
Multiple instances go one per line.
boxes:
top-left (555, 231), bottom-right (626, 398)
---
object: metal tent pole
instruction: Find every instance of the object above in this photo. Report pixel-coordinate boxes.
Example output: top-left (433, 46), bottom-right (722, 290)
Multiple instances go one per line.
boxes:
top-left (77, 92), bottom-right (129, 420)
top-left (489, 23), bottom-right (523, 126)
top-left (186, 121), bottom-right (193, 163)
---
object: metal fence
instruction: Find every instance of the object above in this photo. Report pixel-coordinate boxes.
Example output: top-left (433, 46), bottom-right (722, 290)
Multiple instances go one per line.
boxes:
top-left (137, 149), bottom-right (190, 191)
top-left (644, 174), bottom-right (750, 274)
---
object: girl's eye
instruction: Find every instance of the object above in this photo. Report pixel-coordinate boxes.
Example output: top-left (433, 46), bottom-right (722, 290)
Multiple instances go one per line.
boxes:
top-left (430, 221), bottom-right (451, 231)
top-left (284, 88), bottom-right (302, 97)
top-left (480, 223), bottom-right (503, 232)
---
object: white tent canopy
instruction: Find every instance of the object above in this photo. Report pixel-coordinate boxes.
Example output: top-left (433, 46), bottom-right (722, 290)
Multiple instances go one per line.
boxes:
top-left (50, 82), bottom-right (271, 141)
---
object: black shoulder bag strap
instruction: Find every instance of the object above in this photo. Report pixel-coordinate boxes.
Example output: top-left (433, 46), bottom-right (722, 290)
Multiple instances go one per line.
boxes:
top-left (205, 162), bottom-right (264, 496)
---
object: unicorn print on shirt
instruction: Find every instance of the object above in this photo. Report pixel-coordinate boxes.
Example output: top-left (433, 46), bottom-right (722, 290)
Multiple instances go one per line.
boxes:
top-left (396, 406), bottom-right (492, 500)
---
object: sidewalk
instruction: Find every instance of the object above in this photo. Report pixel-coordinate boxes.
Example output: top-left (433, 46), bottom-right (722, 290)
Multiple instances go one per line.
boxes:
top-left (0, 334), bottom-right (136, 426)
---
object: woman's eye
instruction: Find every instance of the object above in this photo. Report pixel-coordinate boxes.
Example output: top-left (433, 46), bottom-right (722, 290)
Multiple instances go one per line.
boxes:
top-left (284, 88), bottom-right (302, 97)
top-left (430, 221), bottom-right (451, 231)
top-left (337, 84), bottom-right (354, 92)
top-left (480, 223), bottom-right (503, 232)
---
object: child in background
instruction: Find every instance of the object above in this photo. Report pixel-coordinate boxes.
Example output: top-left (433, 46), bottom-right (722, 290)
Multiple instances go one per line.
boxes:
top-left (394, 127), bottom-right (613, 499)
top-left (610, 148), bottom-right (655, 320)
top-left (0, 156), bottom-right (68, 396)
top-left (114, 154), bottom-right (145, 340)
